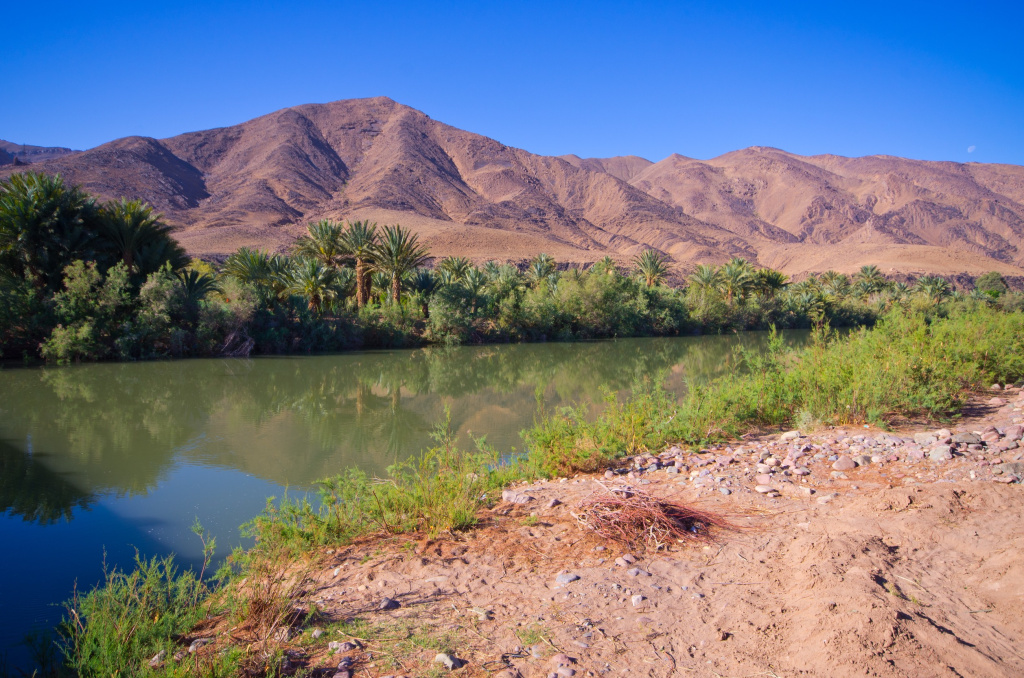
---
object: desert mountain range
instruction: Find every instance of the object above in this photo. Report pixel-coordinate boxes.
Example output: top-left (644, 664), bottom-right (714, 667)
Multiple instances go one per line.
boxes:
top-left (3, 96), bottom-right (1024, 277)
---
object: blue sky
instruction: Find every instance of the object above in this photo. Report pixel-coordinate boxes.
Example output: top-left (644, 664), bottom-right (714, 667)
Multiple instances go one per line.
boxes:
top-left (2, 1), bottom-right (1022, 164)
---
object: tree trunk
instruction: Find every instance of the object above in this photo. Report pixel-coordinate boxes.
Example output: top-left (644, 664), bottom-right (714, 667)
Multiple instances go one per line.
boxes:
top-left (355, 258), bottom-right (367, 307)
top-left (391, 274), bottom-right (401, 304)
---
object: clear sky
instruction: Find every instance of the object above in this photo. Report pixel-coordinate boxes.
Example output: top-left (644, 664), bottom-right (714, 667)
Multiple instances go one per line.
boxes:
top-left (2, 0), bottom-right (1022, 164)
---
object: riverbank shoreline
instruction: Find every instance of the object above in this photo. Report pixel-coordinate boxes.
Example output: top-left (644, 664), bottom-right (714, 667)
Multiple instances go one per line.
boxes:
top-left (161, 389), bottom-right (1024, 678)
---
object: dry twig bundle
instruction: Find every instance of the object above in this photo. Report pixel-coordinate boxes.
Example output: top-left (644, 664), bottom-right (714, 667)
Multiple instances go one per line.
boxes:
top-left (574, 485), bottom-right (731, 550)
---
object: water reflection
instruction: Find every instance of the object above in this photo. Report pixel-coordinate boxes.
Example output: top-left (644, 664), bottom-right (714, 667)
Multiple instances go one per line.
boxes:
top-left (0, 333), bottom-right (805, 502)
top-left (0, 439), bottom-right (93, 525)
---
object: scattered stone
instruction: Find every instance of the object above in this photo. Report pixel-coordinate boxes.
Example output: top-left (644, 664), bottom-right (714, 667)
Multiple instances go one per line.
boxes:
top-left (546, 498), bottom-right (562, 508)
top-left (604, 470), bottom-right (615, 479)
top-left (992, 383), bottom-right (1003, 391)
top-left (311, 628), bottom-right (324, 639)
top-left (434, 653), bottom-right (464, 670)
top-left (719, 487), bottom-right (732, 495)
top-left (853, 454), bottom-right (872, 466)
top-left (148, 650), bottom-right (166, 668)
top-left (817, 492), bottom-right (839, 505)
top-left (989, 397), bottom-right (1007, 406)
top-left (755, 484), bottom-right (774, 494)
top-left (556, 573), bottom-right (581, 584)
top-left (188, 638), bottom-right (213, 653)
top-left (378, 597), bottom-right (401, 611)
top-left (550, 653), bottom-right (575, 667)
top-left (333, 671), bottom-right (352, 678)
top-left (618, 554), bottom-right (637, 564)
top-left (780, 430), bottom-right (801, 441)
top-left (929, 445), bottom-right (953, 462)
top-left (913, 432), bottom-right (938, 445)
top-left (996, 461), bottom-right (1024, 476)
top-left (502, 489), bottom-right (535, 504)
top-left (755, 473), bottom-right (773, 484)
top-left (832, 456), bottom-right (856, 471)
top-left (793, 467), bottom-right (810, 476)
top-left (631, 594), bottom-right (646, 606)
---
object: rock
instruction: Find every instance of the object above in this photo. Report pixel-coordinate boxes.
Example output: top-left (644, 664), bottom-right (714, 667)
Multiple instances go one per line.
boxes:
top-left (311, 628), bottom-right (324, 639)
top-left (719, 487), bottom-right (732, 496)
top-left (870, 454), bottom-right (885, 464)
top-left (996, 461), bottom-right (1024, 476)
top-left (618, 554), bottom-right (637, 564)
top-left (755, 484), bottom-right (774, 494)
top-left (188, 638), bottom-right (213, 653)
top-left (631, 594), bottom-right (646, 606)
top-left (756, 463), bottom-right (772, 473)
top-left (755, 474), bottom-right (773, 485)
top-left (780, 430), bottom-right (801, 441)
top-left (333, 671), bottom-right (352, 678)
top-left (494, 672), bottom-right (521, 678)
top-left (832, 456), bottom-right (856, 471)
top-left (817, 492), bottom-right (839, 505)
top-left (989, 397), bottom-right (1007, 406)
top-left (853, 454), bottom-right (872, 466)
top-left (626, 567), bottom-right (651, 577)
top-left (546, 498), bottom-right (562, 508)
top-left (148, 650), bottom-right (166, 668)
top-left (434, 653), bottom-right (464, 670)
top-left (604, 470), bottom-right (615, 479)
top-left (792, 467), bottom-right (810, 476)
top-left (665, 466), bottom-right (679, 474)
top-left (378, 597), bottom-right (401, 611)
top-left (1005, 425), bottom-right (1024, 441)
top-left (555, 668), bottom-right (576, 677)
top-left (502, 489), bottom-right (534, 504)
top-left (929, 445), bottom-right (953, 462)
top-left (913, 432), bottom-right (937, 445)
top-left (550, 653), bottom-right (575, 667)
top-left (555, 573), bottom-right (580, 584)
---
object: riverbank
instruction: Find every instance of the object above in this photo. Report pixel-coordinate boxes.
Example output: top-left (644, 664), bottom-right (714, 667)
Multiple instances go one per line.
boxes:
top-left (44, 306), bottom-right (1024, 677)
top-left (155, 390), bottom-right (1024, 678)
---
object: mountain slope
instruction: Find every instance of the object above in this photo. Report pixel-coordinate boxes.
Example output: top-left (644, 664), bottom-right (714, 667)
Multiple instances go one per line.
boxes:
top-left (3, 98), bottom-right (1023, 276)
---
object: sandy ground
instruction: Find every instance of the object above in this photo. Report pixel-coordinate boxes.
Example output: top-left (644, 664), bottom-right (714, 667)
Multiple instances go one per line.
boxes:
top-left (189, 388), bottom-right (1024, 678)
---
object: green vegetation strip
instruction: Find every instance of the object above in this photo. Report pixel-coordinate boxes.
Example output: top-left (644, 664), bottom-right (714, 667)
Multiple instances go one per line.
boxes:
top-left (28, 304), bottom-right (1023, 677)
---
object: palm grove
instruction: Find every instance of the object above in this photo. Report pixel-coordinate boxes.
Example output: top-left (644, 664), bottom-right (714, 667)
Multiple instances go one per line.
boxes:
top-left (1, 172), bottom-right (1020, 363)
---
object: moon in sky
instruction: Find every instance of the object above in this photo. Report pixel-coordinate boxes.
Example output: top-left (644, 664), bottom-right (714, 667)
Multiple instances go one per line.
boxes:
top-left (967, 145), bottom-right (977, 153)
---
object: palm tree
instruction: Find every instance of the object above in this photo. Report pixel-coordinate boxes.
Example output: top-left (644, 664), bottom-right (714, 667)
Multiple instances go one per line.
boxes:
top-left (820, 272), bottom-right (850, 298)
top-left (753, 268), bottom-right (789, 298)
top-left (407, 268), bottom-right (440, 316)
top-left (632, 249), bottom-right (669, 288)
top-left (592, 256), bottom-right (618, 276)
top-left (372, 224), bottom-right (430, 303)
top-left (687, 264), bottom-right (722, 300)
top-left (340, 220), bottom-right (379, 308)
top-left (855, 265), bottom-right (886, 294)
top-left (175, 269), bottom-right (221, 305)
top-left (915, 275), bottom-right (952, 304)
top-left (223, 248), bottom-right (290, 300)
top-left (462, 267), bottom-right (489, 313)
top-left (719, 258), bottom-right (754, 305)
top-left (0, 171), bottom-right (101, 291)
top-left (99, 198), bottom-right (188, 277)
top-left (437, 256), bottom-right (472, 282)
top-left (293, 220), bottom-right (346, 269)
top-left (486, 264), bottom-right (524, 303)
top-left (527, 253), bottom-right (557, 287)
top-left (281, 258), bottom-right (340, 314)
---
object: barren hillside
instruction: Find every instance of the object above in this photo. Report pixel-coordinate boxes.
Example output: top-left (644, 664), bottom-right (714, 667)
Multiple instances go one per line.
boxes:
top-left (4, 97), bottom-right (1023, 277)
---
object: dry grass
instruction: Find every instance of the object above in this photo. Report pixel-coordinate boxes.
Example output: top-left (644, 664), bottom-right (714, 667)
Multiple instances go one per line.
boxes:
top-left (573, 485), bottom-right (733, 551)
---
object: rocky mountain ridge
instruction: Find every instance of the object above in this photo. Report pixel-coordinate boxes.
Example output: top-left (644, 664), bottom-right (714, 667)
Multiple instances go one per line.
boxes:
top-left (4, 97), bottom-right (1023, 276)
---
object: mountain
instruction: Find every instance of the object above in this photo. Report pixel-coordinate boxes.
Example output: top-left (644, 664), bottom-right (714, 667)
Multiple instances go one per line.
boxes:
top-left (0, 140), bottom-right (79, 164)
top-left (3, 97), bottom-right (1023, 277)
